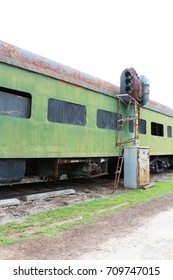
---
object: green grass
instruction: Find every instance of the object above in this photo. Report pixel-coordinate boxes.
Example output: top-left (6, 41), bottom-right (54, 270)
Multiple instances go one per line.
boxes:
top-left (0, 180), bottom-right (173, 246)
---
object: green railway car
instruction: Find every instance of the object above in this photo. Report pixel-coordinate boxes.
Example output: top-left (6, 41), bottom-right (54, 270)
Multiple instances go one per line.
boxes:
top-left (0, 41), bottom-right (172, 183)
top-left (139, 102), bottom-right (173, 172)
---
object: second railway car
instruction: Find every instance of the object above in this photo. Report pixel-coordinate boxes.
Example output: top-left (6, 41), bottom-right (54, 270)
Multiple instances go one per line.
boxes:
top-left (0, 40), bottom-right (173, 183)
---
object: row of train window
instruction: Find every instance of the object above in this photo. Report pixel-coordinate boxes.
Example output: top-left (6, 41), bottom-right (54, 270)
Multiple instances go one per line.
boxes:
top-left (0, 87), bottom-right (172, 138)
top-left (129, 120), bottom-right (172, 138)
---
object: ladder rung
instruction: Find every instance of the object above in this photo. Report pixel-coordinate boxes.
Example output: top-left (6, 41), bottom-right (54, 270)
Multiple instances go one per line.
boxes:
top-left (116, 138), bottom-right (135, 145)
top-left (116, 94), bottom-right (129, 97)
top-left (118, 117), bottom-right (136, 122)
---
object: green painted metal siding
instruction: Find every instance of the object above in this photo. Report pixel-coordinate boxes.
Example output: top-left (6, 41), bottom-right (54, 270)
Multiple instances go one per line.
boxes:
top-left (2, 62), bottom-right (173, 160)
top-left (136, 107), bottom-right (173, 156)
top-left (0, 63), bottom-right (127, 158)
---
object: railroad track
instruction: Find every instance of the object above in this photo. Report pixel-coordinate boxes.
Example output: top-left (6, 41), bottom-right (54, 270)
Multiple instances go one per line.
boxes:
top-left (1, 170), bottom-right (170, 205)
top-left (0, 181), bottom-right (58, 200)
top-left (0, 176), bottom-right (114, 201)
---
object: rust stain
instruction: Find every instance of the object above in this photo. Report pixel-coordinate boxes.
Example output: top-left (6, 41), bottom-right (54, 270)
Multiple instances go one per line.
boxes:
top-left (0, 40), bottom-right (120, 97)
top-left (137, 148), bottom-right (150, 187)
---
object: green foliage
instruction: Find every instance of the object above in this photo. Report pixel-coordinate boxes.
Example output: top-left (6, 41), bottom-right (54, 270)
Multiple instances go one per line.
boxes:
top-left (0, 180), bottom-right (173, 246)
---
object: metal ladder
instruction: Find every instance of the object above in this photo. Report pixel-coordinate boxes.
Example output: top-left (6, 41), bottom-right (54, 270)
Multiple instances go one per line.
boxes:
top-left (114, 148), bottom-right (124, 189)
top-left (116, 96), bottom-right (133, 146)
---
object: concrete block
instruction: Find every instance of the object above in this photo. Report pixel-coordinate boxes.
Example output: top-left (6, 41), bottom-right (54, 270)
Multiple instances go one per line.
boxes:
top-left (23, 189), bottom-right (76, 202)
top-left (0, 198), bottom-right (20, 207)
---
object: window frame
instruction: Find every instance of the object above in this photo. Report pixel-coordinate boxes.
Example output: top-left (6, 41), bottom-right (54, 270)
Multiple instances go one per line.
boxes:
top-left (151, 122), bottom-right (164, 137)
top-left (129, 118), bottom-right (147, 135)
top-left (0, 86), bottom-right (32, 119)
top-left (167, 125), bottom-right (172, 138)
top-left (47, 98), bottom-right (87, 126)
top-left (97, 109), bottom-right (121, 130)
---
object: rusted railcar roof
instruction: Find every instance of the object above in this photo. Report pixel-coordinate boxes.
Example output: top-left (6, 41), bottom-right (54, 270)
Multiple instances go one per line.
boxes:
top-left (0, 40), bottom-right (119, 97)
top-left (144, 100), bottom-right (173, 118)
top-left (0, 41), bottom-right (173, 118)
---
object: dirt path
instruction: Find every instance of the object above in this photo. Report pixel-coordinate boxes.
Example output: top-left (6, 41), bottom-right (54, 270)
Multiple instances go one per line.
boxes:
top-left (81, 205), bottom-right (173, 259)
top-left (0, 193), bottom-right (173, 260)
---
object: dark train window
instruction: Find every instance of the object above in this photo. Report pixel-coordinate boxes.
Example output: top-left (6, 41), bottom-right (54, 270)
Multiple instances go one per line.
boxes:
top-left (167, 126), bottom-right (172, 138)
top-left (48, 98), bottom-right (86, 126)
top-left (151, 122), bottom-right (164, 136)
top-left (97, 109), bottom-right (121, 130)
top-left (129, 119), bottom-right (146, 134)
top-left (0, 87), bottom-right (31, 119)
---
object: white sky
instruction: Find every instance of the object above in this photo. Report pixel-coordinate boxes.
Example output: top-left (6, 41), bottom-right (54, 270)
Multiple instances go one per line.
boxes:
top-left (0, 0), bottom-right (173, 107)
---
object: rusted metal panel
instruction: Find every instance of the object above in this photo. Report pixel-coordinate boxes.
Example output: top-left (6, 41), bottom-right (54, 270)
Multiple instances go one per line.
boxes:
top-left (137, 148), bottom-right (150, 187)
top-left (0, 40), bottom-right (120, 97)
top-left (124, 146), bottom-right (150, 189)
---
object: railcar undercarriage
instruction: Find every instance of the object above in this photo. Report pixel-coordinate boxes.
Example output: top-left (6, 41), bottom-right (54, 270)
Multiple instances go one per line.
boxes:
top-left (1, 155), bottom-right (173, 184)
top-left (150, 156), bottom-right (173, 173)
top-left (0, 157), bottom-right (108, 184)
